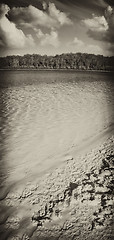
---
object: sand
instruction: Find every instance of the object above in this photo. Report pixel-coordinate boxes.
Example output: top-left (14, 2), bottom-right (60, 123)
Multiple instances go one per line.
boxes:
top-left (0, 132), bottom-right (114, 240)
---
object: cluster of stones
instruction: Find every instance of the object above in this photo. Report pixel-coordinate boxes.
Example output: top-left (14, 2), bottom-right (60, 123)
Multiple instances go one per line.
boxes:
top-left (32, 149), bottom-right (114, 230)
top-left (32, 181), bottom-right (78, 226)
top-left (91, 151), bottom-right (114, 230)
top-left (72, 150), bottom-right (114, 230)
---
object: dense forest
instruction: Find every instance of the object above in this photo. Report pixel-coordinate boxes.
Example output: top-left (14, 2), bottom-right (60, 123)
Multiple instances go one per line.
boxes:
top-left (0, 53), bottom-right (114, 71)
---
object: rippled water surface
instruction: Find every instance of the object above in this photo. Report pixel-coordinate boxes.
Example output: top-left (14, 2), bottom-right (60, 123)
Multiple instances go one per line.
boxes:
top-left (0, 70), bottom-right (114, 186)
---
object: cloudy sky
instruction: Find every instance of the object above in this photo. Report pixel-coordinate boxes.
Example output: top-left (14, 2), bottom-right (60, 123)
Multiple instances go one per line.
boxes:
top-left (0, 0), bottom-right (114, 56)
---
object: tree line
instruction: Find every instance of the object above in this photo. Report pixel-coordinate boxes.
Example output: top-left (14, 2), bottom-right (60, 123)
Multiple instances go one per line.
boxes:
top-left (0, 53), bottom-right (114, 71)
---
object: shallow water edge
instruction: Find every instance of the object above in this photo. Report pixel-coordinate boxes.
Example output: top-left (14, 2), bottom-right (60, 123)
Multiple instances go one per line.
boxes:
top-left (0, 131), bottom-right (114, 240)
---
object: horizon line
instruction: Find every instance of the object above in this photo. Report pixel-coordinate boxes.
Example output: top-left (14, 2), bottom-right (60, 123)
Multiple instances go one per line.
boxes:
top-left (0, 52), bottom-right (114, 58)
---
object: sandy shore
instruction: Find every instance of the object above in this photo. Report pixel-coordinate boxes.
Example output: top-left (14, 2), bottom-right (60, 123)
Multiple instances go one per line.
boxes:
top-left (0, 134), bottom-right (114, 240)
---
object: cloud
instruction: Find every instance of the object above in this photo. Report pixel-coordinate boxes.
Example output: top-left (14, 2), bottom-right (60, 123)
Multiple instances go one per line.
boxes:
top-left (73, 38), bottom-right (84, 47)
top-left (82, 5), bottom-right (114, 53)
top-left (48, 2), bottom-right (72, 26)
top-left (0, 2), bottom-right (72, 55)
top-left (82, 15), bottom-right (108, 31)
top-left (35, 29), bottom-right (60, 47)
top-left (0, 3), bottom-right (9, 18)
top-left (8, 2), bottom-right (72, 30)
top-left (69, 37), bottom-right (104, 55)
top-left (0, 4), bottom-right (34, 50)
top-left (42, 1), bottom-right (47, 10)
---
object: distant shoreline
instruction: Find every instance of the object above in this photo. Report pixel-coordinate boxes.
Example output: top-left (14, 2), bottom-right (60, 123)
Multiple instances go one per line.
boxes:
top-left (0, 53), bottom-right (113, 72)
top-left (0, 68), bottom-right (113, 73)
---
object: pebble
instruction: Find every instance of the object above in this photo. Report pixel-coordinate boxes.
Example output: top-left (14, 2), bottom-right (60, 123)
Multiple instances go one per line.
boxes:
top-left (58, 192), bottom-right (65, 201)
top-left (47, 201), bottom-right (54, 211)
top-left (82, 184), bottom-right (94, 193)
top-left (95, 186), bottom-right (109, 194)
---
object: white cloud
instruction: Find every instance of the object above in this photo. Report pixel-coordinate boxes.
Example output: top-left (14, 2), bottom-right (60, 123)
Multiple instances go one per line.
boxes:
top-left (35, 29), bottom-right (44, 38)
top-left (82, 5), bottom-right (114, 53)
top-left (48, 2), bottom-right (72, 26)
top-left (0, 4), bottom-right (34, 49)
top-left (69, 37), bottom-right (104, 55)
top-left (0, 2), bottom-right (73, 55)
top-left (42, 1), bottom-right (47, 10)
top-left (82, 15), bottom-right (108, 32)
top-left (85, 44), bottom-right (104, 55)
top-left (73, 37), bottom-right (84, 47)
top-left (36, 29), bottom-right (60, 47)
top-left (8, 3), bottom-right (72, 30)
top-left (0, 3), bottom-right (9, 19)
top-left (106, 5), bottom-right (113, 14)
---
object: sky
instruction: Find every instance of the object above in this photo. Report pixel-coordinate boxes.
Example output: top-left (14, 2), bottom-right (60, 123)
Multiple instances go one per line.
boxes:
top-left (0, 0), bottom-right (114, 56)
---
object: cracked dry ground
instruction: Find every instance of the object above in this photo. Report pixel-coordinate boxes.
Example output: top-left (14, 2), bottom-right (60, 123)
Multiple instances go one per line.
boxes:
top-left (0, 137), bottom-right (114, 240)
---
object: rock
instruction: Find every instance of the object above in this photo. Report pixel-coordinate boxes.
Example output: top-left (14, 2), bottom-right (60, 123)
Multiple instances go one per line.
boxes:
top-left (89, 221), bottom-right (95, 230)
top-left (64, 188), bottom-right (72, 198)
top-left (22, 234), bottom-right (29, 240)
top-left (64, 196), bottom-right (71, 207)
top-left (105, 200), bottom-right (113, 207)
top-left (55, 208), bottom-right (60, 216)
top-left (106, 154), bottom-right (114, 160)
top-left (102, 159), bottom-right (110, 168)
top-left (39, 206), bottom-right (47, 218)
top-left (76, 186), bottom-right (82, 195)
top-left (101, 196), bottom-right (107, 208)
top-left (107, 183), bottom-right (113, 192)
top-left (73, 189), bottom-right (78, 199)
top-left (82, 174), bottom-right (89, 182)
top-left (69, 182), bottom-right (78, 191)
top-left (101, 170), bottom-right (111, 178)
top-left (93, 169), bottom-right (99, 175)
top-left (31, 197), bottom-right (40, 205)
top-left (47, 201), bottom-right (54, 212)
top-left (104, 194), bottom-right (113, 201)
top-left (21, 188), bottom-right (32, 198)
top-left (6, 217), bottom-right (20, 229)
top-left (93, 210), bottom-right (99, 216)
top-left (90, 174), bottom-right (98, 182)
top-left (99, 149), bottom-right (106, 154)
top-left (98, 208), bottom-right (102, 213)
top-left (89, 194), bottom-right (95, 201)
top-left (58, 192), bottom-right (65, 202)
top-left (7, 237), bottom-right (20, 240)
top-left (32, 206), bottom-right (46, 221)
top-left (37, 221), bottom-right (42, 226)
top-left (95, 186), bottom-right (109, 194)
top-left (86, 173), bottom-right (91, 179)
top-left (70, 209), bottom-right (76, 215)
top-left (65, 155), bottom-right (73, 161)
top-left (32, 212), bottom-right (40, 221)
top-left (63, 221), bottom-right (73, 230)
top-left (96, 213), bottom-right (105, 222)
top-left (81, 192), bottom-right (90, 201)
top-left (93, 195), bottom-right (101, 205)
top-left (103, 208), bottom-right (113, 216)
top-left (95, 221), bottom-right (104, 229)
top-left (82, 183), bottom-right (94, 193)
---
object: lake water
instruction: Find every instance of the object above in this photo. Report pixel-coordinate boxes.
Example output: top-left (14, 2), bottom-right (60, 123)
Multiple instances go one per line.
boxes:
top-left (0, 70), bottom-right (114, 189)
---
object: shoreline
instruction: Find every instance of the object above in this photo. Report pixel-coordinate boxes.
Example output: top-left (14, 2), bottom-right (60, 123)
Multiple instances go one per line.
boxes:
top-left (0, 68), bottom-right (113, 73)
top-left (0, 132), bottom-right (113, 240)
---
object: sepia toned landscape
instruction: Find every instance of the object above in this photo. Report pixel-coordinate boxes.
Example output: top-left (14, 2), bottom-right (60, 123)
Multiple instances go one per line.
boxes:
top-left (0, 0), bottom-right (114, 240)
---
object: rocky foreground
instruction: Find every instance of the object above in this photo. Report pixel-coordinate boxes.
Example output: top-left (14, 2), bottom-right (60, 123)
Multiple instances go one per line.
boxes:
top-left (0, 136), bottom-right (114, 240)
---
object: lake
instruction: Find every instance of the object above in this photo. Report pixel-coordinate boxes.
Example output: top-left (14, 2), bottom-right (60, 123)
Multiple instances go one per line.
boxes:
top-left (0, 70), bottom-right (114, 189)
